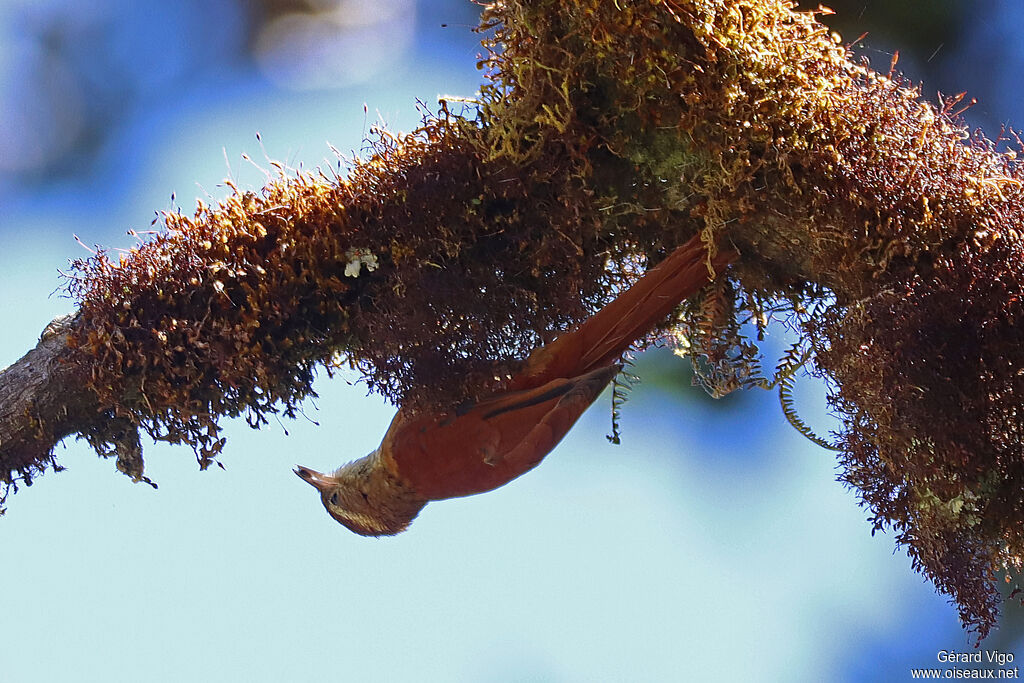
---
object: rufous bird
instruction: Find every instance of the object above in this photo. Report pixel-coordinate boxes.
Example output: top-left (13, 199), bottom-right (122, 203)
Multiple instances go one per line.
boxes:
top-left (295, 235), bottom-right (733, 535)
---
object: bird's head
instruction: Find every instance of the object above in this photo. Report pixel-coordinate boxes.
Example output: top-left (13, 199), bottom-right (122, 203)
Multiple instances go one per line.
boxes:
top-left (294, 454), bottom-right (426, 537)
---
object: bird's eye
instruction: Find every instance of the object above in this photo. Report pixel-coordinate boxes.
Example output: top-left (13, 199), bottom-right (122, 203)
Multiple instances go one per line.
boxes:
top-left (329, 492), bottom-right (339, 505)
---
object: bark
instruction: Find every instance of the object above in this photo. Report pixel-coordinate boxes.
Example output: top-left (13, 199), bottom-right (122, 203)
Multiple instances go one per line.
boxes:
top-left (0, 314), bottom-right (87, 491)
top-left (0, 310), bottom-right (154, 501)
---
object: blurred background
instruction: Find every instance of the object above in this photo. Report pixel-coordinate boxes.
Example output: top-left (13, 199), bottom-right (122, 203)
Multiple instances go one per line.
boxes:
top-left (1, 1), bottom-right (1021, 681)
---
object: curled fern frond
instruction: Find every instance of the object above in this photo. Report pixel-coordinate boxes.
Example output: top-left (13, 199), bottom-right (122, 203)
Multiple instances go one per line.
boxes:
top-left (765, 341), bottom-right (840, 451)
top-left (672, 278), bottom-right (765, 398)
top-left (607, 359), bottom-right (639, 445)
top-left (778, 374), bottom-right (840, 451)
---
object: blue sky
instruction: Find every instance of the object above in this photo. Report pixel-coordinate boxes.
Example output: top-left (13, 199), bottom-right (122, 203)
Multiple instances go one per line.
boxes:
top-left (1, 2), bottom-right (1020, 681)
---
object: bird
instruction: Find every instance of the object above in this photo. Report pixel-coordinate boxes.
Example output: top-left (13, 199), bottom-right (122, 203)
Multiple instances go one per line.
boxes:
top-left (294, 235), bottom-right (734, 535)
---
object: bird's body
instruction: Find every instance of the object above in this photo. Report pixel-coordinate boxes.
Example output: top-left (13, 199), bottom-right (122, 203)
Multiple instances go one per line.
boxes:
top-left (296, 235), bottom-right (733, 535)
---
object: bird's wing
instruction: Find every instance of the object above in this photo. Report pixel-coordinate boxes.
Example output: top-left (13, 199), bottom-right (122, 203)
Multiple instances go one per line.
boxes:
top-left (487, 364), bottom-right (620, 474)
top-left (390, 365), bottom-right (619, 500)
top-left (456, 372), bottom-right (581, 419)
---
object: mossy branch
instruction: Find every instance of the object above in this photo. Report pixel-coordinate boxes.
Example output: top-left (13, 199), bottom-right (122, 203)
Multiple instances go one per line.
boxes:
top-left (3, 0), bottom-right (1024, 638)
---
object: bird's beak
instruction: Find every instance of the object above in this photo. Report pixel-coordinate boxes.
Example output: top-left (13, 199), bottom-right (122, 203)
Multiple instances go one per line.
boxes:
top-left (294, 465), bottom-right (335, 492)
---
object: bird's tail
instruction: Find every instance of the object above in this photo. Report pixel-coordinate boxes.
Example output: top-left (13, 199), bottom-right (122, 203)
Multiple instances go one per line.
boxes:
top-left (516, 235), bottom-right (735, 388)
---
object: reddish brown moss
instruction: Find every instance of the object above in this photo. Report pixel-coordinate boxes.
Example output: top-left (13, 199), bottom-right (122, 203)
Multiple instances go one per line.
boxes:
top-left (815, 236), bottom-right (1024, 634)
top-left (68, 117), bottom-right (624, 466)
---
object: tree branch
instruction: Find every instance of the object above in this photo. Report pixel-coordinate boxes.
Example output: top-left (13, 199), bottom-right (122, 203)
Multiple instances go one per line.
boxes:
top-left (0, 315), bottom-right (85, 496)
top-left (3, 0), bottom-right (1024, 638)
